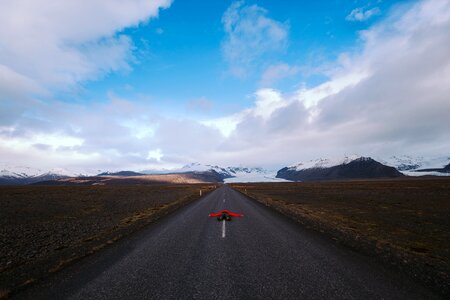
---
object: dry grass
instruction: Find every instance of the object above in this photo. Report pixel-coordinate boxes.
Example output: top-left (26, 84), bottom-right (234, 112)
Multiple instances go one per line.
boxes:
top-left (0, 290), bottom-right (10, 300)
top-left (56, 174), bottom-right (210, 185)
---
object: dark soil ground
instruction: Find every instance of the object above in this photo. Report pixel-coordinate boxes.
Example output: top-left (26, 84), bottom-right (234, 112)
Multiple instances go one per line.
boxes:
top-left (231, 178), bottom-right (450, 297)
top-left (0, 184), bottom-right (216, 298)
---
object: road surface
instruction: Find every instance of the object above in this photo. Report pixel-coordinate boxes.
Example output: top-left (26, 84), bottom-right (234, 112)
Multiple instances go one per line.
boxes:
top-left (17, 185), bottom-right (439, 299)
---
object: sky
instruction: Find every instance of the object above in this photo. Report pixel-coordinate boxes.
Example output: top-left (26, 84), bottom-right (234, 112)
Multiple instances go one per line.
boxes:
top-left (1, 0), bottom-right (449, 172)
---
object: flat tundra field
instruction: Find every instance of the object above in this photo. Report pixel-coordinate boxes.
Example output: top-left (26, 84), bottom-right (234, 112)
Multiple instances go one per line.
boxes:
top-left (1, 179), bottom-right (449, 298)
top-left (231, 178), bottom-right (450, 295)
top-left (0, 184), bottom-right (216, 297)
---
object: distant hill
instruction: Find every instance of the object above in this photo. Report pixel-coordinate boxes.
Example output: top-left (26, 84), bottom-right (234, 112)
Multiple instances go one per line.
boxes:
top-left (277, 156), bottom-right (404, 182)
top-left (0, 173), bottom-right (69, 186)
top-left (98, 171), bottom-right (145, 177)
top-left (32, 172), bottom-right (225, 186)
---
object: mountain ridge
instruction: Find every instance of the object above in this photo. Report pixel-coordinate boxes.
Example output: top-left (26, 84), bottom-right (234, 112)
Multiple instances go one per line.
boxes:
top-left (1, 155), bottom-right (449, 185)
top-left (277, 156), bottom-right (404, 182)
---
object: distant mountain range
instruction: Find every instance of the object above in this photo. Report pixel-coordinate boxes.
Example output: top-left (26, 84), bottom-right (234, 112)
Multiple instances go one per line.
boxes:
top-left (164, 163), bottom-right (285, 183)
top-left (0, 162), bottom-right (278, 185)
top-left (276, 155), bottom-right (450, 182)
top-left (276, 157), bottom-right (404, 181)
top-left (0, 164), bottom-right (75, 185)
top-left (1, 155), bottom-right (449, 185)
top-left (0, 172), bottom-right (69, 185)
top-left (97, 171), bottom-right (145, 177)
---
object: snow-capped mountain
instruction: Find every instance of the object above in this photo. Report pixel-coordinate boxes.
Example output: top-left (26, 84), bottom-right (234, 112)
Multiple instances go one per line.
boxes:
top-left (277, 156), bottom-right (404, 181)
top-left (287, 155), bottom-right (362, 171)
top-left (141, 163), bottom-right (233, 180)
top-left (0, 164), bottom-right (47, 179)
top-left (0, 163), bottom-right (95, 185)
top-left (285, 155), bottom-right (450, 176)
top-left (175, 163), bottom-right (232, 178)
top-left (380, 155), bottom-right (450, 176)
top-left (0, 163), bottom-right (92, 178)
top-left (278, 155), bottom-right (450, 181)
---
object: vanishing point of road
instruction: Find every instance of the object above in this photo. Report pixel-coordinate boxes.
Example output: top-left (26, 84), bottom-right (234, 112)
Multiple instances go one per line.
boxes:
top-left (17, 185), bottom-right (439, 299)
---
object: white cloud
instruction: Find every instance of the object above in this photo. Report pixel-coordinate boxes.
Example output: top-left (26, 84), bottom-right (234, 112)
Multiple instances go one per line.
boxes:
top-left (0, 0), bottom-right (172, 93)
top-left (147, 149), bottom-right (163, 161)
top-left (202, 88), bottom-right (290, 137)
top-left (260, 63), bottom-right (299, 86)
top-left (201, 114), bottom-right (244, 138)
top-left (295, 69), bottom-right (369, 109)
top-left (346, 7), bottom-right (381, 22)
top-left (221, 1), bottom-right (288, 77)
top-left (210, 0), bottom-right (450, 166)
top-left (1, 133), bottom-right (83, 152)
top-left (253, 89), bottom-right (289, 119)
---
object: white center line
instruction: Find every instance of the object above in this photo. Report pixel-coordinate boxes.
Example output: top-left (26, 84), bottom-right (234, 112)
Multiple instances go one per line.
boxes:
top-left (223, 198), bottom-right (225, 203)
top-left (222, 221), bottom-right (226, 238)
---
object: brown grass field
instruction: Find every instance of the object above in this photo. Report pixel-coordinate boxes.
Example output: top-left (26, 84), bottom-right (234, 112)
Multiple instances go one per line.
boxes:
top-left (41, 173), bottom-right (219, 185)
top-left (231, 178), bottom-right (450, 294)
top-left (0, 184), bottom-right (216, 297)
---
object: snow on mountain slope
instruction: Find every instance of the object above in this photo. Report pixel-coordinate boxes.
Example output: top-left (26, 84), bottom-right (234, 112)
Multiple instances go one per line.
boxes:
top-left (142, 163), bottom-right (289, 183)
top-left (380, 155), bottom-right (424, 171)
top-left (278, 156), bottom-right (404, 181)
top-left (380, 155), bottom-right (450, 176)
top-left (141, 163), bottom-right (230, 176)
top-left (224, 167), bottom-right (289, 183)
top-left (0, 163), bottom-right (93, 179)
top-left (288, 155), bottom-right (361, 171)
top-left (182, 164), bottom-right (290, 182)
top-left (177, 163), bottom-right (231, 177)
top-left (0, 163), bottom-right (45, 178)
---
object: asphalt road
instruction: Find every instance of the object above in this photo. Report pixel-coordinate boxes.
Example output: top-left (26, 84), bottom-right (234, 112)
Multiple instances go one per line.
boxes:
top-left (17, 185), bottom-right (439, 299)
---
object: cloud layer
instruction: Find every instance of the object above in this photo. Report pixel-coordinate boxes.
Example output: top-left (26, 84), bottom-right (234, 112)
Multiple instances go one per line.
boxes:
top-left (1, 0), bottom-right (449, 171)
top-left (222, 0), bottom-right (450, 166)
